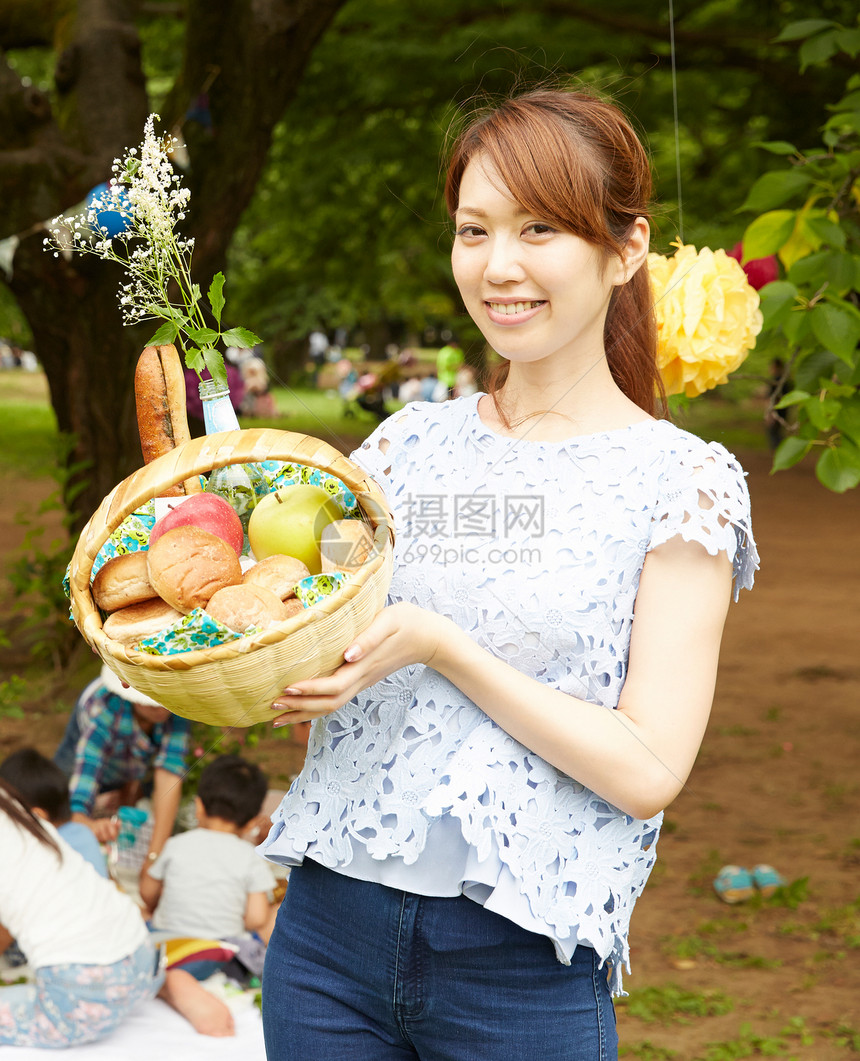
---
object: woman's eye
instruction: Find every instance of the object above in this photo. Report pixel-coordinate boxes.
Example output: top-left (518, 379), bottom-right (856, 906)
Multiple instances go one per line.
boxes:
top-left (455, 225), bottom-right (485, 239)
top-left (524, 223), bottom-right (555, 236)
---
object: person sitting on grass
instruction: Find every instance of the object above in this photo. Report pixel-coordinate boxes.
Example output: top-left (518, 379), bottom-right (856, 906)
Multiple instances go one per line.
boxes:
top-left (0, 746), bottom-right (108, 878)
top-left (140, 754), bottom-right (279, 982)
top-left (53, 665), bottom-right (190, 876)
top-left (0, 778), bottom-right (234, 1045)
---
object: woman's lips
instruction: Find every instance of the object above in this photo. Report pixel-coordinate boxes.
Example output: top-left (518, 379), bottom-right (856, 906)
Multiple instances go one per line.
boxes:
top-left (484, 299), bottom-right (547, 325)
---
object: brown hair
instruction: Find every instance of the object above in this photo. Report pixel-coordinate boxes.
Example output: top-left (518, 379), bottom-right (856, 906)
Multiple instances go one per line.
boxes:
top-left (444, 88), bottom-right (665, 418)
top-left (0, 777), bottom-right (62, 857)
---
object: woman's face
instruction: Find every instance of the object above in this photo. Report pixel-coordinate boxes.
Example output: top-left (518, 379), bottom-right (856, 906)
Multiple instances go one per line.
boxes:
top-left (451, 156), bottom-right (628, 372)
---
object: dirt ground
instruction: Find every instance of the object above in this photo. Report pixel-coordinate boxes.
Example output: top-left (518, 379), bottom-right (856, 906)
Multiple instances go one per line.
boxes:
top-left (1, 433), bottom-right (858, 1059)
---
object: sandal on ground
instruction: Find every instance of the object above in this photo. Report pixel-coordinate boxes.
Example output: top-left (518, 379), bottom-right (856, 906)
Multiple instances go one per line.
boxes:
top-left (751, 864), bottom-right (784, 898)
top-left (713, 864), bottom-right (754, 904)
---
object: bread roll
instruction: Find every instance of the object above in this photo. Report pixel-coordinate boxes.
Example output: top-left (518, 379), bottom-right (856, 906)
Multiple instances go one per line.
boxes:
top-left (205, 584), bottom-right (290, 633)
top-left (282, 597), bottom-right (305, 619)
top-left (92, 551), bottom-right (157, 612)
top-left (134, 343), bottom-right (201, 496)
top-left (243, 554), bottom-right (310, 599)
top-left (102, 597), bottom-right (183, 646)
top-left (147, 526), bottom-right (242, 613)
top-left (319, 519), bottom-right (375, 573)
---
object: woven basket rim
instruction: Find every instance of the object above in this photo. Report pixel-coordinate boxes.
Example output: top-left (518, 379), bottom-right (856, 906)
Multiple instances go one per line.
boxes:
top-left (68, 428), bottom-right (394, 672)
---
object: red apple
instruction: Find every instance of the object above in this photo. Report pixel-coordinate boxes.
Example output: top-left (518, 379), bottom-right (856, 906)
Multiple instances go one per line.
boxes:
top-left (149, 493), bottom-right (243, 556)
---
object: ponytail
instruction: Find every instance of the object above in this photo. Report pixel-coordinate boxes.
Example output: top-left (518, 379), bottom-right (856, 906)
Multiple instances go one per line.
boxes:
top-left (0, 778), bottom-right (62, 857)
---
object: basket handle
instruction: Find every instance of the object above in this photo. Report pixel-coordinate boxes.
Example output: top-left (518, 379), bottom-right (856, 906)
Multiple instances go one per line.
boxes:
top-left (69, 428), bottom-right (394, 599)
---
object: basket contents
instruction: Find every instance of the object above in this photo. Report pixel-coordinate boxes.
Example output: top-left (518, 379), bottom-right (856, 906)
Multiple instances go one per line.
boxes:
top-left (134, 345), bottom-right (202, 497)
top-left (67, 423), bottom-right (394, 726)
top-left (247, 483), bottom-right (343, 571)
top-left (79, 470), bottom-right (370, 656)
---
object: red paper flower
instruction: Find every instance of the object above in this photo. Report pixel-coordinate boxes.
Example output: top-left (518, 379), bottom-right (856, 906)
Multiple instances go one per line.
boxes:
top-left (728, 243), bottom-right (779, 291)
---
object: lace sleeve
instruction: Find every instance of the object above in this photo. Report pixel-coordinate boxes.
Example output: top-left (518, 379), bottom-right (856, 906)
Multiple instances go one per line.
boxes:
top-left (650, 439), bottom-right (759, 601)
top-left (349, 403), bottom-right (422, 488)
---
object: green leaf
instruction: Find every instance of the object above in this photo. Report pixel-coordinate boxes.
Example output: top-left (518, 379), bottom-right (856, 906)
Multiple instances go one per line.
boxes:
top-left (816, 445), bottom-right (860, 492)
top-left (772, 437), bottom-right (811, 471)
top-left (759, 282), bottom-right (799, 330)
top-left (809, 303), bottom-right (860, 364)
top-left (788, 251), bottom-right (830, 288)
top-left (774, 389), bottom-right (811, 410)
top-left (834, 26), bottom-right (860, 58)
top-left (827, 252), bottom-right (860, 295)
top-left (184, 347), bottom-right (204, 376)
top-left (794, 349), bottom-right (840, 390)
top-left (186, 326), bottom-right (219, 345)
top-left (805, 396), bottom-right (841, 431)
top-left (743, 211), bottom-right (795, 260)
top-left (752, 141), bottom-right (798, 156)
top-left (782, 307), bottom-right (811, 345)
top-left (144, 320), bottom-right (179, 347)
top-left (208, 272), bottom-right (226, 325)
top-left (189, 284), bottom-right (201, 306)
top-left (836, 404), bottom-right (860, 445)
top-left (738, 170), bottom-right (812, 213)
top-left (220, 327), bottom-right (263, 350)
top-left (773, 19), bottom-right (836, 42)
top-left (799, 30), bottom-right (841, 72)
top-left (804, 216), bottom-right (846, 250)
top-left (202, 347), bottom-right (227, 386)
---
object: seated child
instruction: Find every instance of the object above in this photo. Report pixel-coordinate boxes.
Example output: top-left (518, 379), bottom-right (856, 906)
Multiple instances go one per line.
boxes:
top-left (0, 747), bottom-right (107, 877)
top-left (140, 755), bottom-right (278, 979)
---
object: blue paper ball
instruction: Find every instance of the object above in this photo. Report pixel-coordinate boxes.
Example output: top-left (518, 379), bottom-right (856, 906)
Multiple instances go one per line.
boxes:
top-left (86, 182), bottom-right (131, 238)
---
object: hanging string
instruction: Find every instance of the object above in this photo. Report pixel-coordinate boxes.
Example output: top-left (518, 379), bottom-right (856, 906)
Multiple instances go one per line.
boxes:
top-left (668, 0), bottom-right (684, 242)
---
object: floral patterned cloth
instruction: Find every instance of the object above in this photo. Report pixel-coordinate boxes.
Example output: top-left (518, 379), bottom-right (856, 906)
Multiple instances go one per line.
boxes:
top-left (261, 395), bottom-right (759, 995)
top-left (0, 941), bottom-right (162, 1048)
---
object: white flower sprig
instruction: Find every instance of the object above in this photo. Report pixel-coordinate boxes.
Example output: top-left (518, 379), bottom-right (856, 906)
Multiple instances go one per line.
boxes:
top-left (43, 113), bottom-right (260, 384)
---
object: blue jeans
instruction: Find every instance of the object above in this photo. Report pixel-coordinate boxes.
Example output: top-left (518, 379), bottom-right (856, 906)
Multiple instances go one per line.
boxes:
top-left (262, 859), bottom-right (618, 1061)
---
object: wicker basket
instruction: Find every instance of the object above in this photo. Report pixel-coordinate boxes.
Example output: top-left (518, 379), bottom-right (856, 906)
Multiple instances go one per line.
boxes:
top-left (68, 428), bottom-right (394, 727)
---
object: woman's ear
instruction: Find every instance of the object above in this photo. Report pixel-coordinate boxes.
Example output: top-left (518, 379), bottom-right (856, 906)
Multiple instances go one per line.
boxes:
top-left (611, 217), bottom-right (650, 286)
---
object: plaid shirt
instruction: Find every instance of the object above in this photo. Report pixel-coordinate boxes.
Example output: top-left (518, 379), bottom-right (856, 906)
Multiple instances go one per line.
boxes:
top-left (68, 683), bottom-right (190, 816)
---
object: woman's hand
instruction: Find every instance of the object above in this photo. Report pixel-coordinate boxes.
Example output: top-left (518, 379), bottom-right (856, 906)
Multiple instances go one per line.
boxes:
top-left (270, 602), bottom-right (452, 726)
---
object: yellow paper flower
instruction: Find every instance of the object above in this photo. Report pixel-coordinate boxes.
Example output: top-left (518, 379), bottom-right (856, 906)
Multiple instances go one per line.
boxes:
top-left (649, 240), bottom-right (763, 397)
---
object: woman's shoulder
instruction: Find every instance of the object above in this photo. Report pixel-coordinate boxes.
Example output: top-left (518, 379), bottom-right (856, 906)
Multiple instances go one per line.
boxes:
top-left (352, 397), bottom-right (478, 466)
top-left (647, 418), bottom-right (748, 481)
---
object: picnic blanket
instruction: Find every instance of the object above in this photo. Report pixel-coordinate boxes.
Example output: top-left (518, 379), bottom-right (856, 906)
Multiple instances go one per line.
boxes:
top-left (3, 989), bottom-right (266, 1058)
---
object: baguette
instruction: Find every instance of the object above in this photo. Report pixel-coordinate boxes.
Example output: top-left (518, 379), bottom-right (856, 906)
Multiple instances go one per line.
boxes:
top-left (134, 343), bottom-right (201, 495)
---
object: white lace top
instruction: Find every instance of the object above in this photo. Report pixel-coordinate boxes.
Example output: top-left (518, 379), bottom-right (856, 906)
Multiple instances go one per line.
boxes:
top-left (261, 393), bottom-right (759, 993)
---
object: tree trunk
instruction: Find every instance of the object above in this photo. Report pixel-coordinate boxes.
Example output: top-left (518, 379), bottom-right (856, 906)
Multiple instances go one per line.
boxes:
top-left (0, 0), bottom-right (344, 532)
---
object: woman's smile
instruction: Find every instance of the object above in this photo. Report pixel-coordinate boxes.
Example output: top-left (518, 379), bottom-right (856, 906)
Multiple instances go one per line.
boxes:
top-left (484, 299), bottom-right (547, 324)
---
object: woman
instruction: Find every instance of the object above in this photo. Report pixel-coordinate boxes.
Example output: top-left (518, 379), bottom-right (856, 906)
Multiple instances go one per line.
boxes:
top-left (260, 88), bottom-right (758, 1060)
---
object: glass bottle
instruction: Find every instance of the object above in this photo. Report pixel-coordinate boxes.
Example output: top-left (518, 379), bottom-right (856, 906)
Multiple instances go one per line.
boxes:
top-left (198, 377), bottom-right (267, 553)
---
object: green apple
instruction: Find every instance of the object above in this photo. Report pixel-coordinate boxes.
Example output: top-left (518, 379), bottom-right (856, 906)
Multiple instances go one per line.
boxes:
top-left (248, 484), bottom-right (343, 573)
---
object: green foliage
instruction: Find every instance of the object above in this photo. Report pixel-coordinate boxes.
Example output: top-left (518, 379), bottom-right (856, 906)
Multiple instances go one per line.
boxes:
top-left (229, 0), bottom-right (854, 350)
top-left (6, 433), bottom-right (85, 672)
top-left (740, 17), bottom-right (860, 491)
top-left (698, 1017), bottom-right (814, 1059)
top-left (620, 1043), bottom-right (678, 1060)
top-left (0, 673), bottom-right (26, 720)
top-left (618, 982), bottom-right (734, 1024)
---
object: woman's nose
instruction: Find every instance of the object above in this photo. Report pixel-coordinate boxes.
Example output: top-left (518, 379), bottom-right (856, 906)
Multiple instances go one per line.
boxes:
top-left (483, 236), bottom-right (526, 285)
